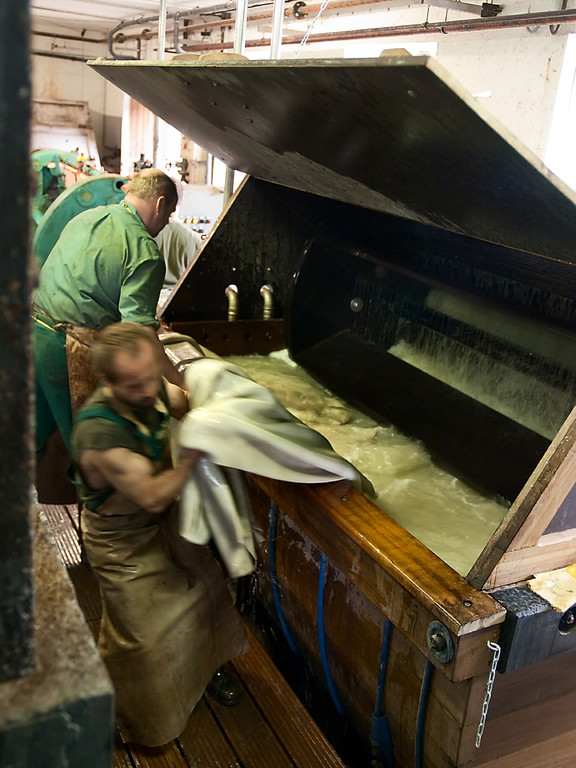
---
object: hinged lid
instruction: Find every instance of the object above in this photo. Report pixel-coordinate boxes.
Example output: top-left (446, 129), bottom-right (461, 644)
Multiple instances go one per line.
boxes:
top-left (89, 55), bottom-right (576, 260)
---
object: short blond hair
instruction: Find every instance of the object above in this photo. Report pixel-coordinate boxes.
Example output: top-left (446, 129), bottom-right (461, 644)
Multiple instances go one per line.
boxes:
top-left (126, 169), bottom-right (178, 207)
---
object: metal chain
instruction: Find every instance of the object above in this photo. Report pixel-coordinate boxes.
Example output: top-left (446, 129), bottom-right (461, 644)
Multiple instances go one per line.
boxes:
top-left (476, 641), bottom-right (501, 748)
top-left (294, 0), bottom-right (331, 58)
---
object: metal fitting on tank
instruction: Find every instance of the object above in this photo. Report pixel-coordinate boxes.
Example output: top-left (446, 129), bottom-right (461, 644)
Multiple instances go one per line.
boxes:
top-left (225, 284), bottom-right (239, 321)
top-left (426, 620), bottom-right (454, 663)
top-left (260, 284), bottom-right (274, 320)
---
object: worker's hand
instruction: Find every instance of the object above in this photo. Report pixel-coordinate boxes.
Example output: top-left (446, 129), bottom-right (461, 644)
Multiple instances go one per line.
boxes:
top-left (178, 447), bottom-right (203, 471)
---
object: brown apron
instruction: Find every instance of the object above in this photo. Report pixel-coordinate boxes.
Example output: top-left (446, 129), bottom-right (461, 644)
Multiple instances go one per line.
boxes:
top-left (65, 325), bottom-right (101, 417)
top-left (81, 494), bottom-right (249, 746)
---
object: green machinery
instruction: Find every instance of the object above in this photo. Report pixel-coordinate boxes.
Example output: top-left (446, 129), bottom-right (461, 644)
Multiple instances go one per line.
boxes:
top-left (31, 159), bottom-right (128, 268)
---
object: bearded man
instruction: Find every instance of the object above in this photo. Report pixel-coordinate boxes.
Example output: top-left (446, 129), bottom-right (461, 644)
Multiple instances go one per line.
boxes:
top-left (71, 322), bottom-right (248, 747)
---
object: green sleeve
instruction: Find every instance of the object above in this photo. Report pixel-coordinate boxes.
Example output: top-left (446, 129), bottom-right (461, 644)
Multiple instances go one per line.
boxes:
top-left (119, 240), bottom-right (165, 328)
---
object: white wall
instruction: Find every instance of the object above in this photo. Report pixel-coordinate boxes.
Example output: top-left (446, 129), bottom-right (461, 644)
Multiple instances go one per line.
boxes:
top-left (30, 29), bottom-right (124, 170)
top-left (435, 30), bottom-right (568, 159)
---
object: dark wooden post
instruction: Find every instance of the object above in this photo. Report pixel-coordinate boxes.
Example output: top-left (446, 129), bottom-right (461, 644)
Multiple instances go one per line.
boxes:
top-left (0, 4), bottom-right (114, 765)
top-left (0, 0), bottom-right (35, 685)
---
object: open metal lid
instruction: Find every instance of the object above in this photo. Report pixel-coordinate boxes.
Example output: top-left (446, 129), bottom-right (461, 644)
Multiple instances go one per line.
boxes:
top-left (91, 55), bottom-right (576, 261)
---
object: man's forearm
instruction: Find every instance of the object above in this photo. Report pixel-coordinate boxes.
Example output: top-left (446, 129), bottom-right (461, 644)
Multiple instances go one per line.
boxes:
top-left (140, 451), bottom-right (200, 514)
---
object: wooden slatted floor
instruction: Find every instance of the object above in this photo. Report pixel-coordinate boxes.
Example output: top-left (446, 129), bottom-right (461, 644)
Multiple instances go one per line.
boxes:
top-left (41, 504), bottom-right (348, 768)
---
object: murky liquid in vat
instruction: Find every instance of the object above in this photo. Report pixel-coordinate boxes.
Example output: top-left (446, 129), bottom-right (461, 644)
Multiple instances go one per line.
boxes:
top-left (225, 350), bottom-right (508, 576)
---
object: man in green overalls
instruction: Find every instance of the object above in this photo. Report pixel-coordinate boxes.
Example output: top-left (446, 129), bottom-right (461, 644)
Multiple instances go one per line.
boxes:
top-left (71, 322), bottom-right (249, 747)
top-left (32, 168), bottom-right (179, 466)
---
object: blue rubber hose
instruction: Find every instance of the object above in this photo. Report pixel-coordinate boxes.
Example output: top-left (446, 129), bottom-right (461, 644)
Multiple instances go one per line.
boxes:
top-left (268, 500), bottom-right (299, 655)
top-left (370, 618), bottom-right (395, 767)
top-left (318, 552), bottom-right (344, 716)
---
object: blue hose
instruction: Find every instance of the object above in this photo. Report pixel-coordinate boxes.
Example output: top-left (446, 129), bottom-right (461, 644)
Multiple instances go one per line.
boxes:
top-left (318, 553), bottom-right (345, 716)
top-left (370, 618), bottom-right (395, 767)
top-left (415, 660), bottom-right (434, 768)
top-left (268, 500), bottom-right (299, 655)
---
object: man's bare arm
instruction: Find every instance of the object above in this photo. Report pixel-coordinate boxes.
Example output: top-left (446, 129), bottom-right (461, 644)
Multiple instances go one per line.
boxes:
top-left (79, 446), bottom-right (201, 514)
top-left (164, 379), bottom-right (189, 420)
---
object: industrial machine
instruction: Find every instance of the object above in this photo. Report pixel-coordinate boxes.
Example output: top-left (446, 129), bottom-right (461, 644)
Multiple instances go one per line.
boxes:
top-left (90, 56), bottom-right (576, 767)
top-left (32, 172), bottom-right (128, 268)
top-left (30, 149), bottom-right (102, 227)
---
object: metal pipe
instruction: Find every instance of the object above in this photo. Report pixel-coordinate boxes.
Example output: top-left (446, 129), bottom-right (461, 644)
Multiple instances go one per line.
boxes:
top-left (31, 50), bottom-right (90, 62)
top-left (158, 0), bottom-right (168, 58)
top-left (270, 0), bottom-right (285, 58)
top-left (223, 166), bottom-right (235, 206)
top-left (31, 30), bottom-right (106, 44)
top-left (153, 0), bottom-right (168, 168)
top-left (235, 0), bottom-right (249, 53)
top-left (180, 7), bottom-right (576, 50)
top-left (260, 284), bottom-right (274, 320)
top-left (107, 1), bottom-right (271, 58)
top-left (225, 284), bottom-right (239, 321)
top-left (144, 0), bottom-right (376, 38)
top-left (172, 15), bottom-right (185, 53)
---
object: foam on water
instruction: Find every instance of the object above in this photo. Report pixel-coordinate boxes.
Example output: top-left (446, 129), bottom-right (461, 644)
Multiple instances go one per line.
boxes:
top-left (225, 350), bottom-right (508, 576)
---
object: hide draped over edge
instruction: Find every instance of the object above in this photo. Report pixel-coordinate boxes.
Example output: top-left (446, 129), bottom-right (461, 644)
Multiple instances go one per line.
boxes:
top-left (177, 358), bottom-right (364, 577)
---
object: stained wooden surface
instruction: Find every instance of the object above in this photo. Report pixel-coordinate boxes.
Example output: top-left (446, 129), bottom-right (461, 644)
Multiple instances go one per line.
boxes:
top-left (41, 503), bottom-right (348, 768)
top-left (246, 477), bottom-right (576, 768)
top-left (251, 477), bottom-right (504, 674)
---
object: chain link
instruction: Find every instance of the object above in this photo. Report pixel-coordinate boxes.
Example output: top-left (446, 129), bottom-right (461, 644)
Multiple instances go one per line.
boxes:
top-left (476, 640), bottom-right (501, 748)
top-left (294, 0), bottom-right (331, 57)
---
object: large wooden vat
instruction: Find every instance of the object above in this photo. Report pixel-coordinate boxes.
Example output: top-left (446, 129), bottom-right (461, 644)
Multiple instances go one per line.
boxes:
top-left (91, 56), bottom-right (576, 767)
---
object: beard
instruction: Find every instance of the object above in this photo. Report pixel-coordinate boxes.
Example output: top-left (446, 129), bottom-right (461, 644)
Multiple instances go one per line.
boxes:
top-left (131, 397), bottom-right (158, 417)
top-left (113, 392), bottom-right (158, 419)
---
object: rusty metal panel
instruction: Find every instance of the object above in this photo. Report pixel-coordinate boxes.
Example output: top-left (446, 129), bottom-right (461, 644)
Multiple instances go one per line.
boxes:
top-left (89, 56), bottom-right (576, 261)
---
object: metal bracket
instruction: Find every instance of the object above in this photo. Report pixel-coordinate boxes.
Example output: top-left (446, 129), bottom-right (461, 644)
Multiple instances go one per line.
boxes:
top-left (426, 620), bottom-right (455, 663)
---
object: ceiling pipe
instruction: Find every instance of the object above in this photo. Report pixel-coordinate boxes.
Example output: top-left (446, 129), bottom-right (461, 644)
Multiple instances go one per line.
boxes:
top-left (108, 1), bottom-right (574, 58)
top-left (150, 0), bottom-right (377, 37)
top-left (177, 6), bottom-right (576, 50)
top-left (109, 0), bottom-right (381, 45)
top-left (32, 30), bottom-right (106, 44)
top-left (107, 2), bottom-right (278, 58)
top-left (106, 0), bottom-right (391, 57)
top-left (31, 49), bottom-right (92, 62)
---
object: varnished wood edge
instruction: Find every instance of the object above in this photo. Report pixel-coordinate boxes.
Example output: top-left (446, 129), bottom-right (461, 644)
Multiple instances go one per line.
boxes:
top-left (467, 406), bottom-right (576, 589)
top-left (251, 475), bottom-right (505, 636)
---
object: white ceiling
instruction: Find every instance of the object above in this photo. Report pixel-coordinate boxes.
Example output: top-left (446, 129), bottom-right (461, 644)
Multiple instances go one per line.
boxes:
top-left (30, 0), bottom-right (223, 34)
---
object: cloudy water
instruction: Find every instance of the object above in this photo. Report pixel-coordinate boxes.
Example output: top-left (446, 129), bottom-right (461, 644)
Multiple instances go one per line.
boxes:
top-left (225, 350), bottom-right (508, 576)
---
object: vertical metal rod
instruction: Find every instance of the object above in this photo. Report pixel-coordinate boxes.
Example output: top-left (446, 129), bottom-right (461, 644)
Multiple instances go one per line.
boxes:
top-left (223, 167), bottom-right (235, 206)
top-left (153, 0), bottom-right (168, 166)
top-left (270, 0), bottom-right (284, 58)
top-left (158, 0), bottom-right (168, 58)
top-left (223, 0), bottom-right (249, 204)
top-left (234, 0), bottom-right (248, 54)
